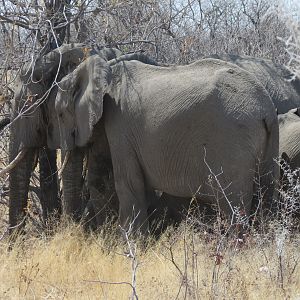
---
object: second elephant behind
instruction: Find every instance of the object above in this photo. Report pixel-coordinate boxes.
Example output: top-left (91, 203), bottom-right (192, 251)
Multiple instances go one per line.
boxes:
top-left (278, 108), bottom-right (300, 169)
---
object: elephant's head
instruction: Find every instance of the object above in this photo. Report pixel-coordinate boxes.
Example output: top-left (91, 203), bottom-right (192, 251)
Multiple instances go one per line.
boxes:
top-left (91, 46), bottom-right (123, 61)
top-left (53, 53), bottom-right (158, 223)
top-left (54, 55), bottom-right (112, 149)
top-left (5, 44), bottom-right (93, 232)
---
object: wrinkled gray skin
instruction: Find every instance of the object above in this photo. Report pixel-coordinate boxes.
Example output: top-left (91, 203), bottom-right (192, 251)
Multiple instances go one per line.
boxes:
top-left (207, 54), bottom-right (300, 114)
top-left (278, 108), bottom-right (300, 169)
top-left (54, 55), bottom-right (279, 233)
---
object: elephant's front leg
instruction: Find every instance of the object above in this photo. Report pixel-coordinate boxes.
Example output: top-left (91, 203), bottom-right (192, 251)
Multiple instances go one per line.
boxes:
top-left (9, 147), bottom-right (35, 234)
top-left (113, 157), bottom-right (148, 235)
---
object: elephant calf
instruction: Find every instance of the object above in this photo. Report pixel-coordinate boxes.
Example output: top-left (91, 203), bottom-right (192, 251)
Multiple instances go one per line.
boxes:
top-left (279, 108), bottom-right (300, 169)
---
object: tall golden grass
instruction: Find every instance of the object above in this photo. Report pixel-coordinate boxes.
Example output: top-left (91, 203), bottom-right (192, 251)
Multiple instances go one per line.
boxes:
top-left (0, 219), bottom-right (298, 300)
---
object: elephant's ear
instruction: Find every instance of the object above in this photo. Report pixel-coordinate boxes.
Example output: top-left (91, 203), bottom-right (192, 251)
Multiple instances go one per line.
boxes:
top-left (55, 55), bottom-right (112, 149)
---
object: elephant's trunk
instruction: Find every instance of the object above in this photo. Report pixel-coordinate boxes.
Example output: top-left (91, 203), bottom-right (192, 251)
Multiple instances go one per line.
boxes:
top-left (8, 142), bottom-right (35, 234)
top-left (61, 147), bottom-right (85, 221)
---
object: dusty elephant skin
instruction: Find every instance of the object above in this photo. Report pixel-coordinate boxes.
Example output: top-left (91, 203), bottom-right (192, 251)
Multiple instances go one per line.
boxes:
top-left (161, 54), bottom-right (300, 222)
top-left (207, 54), bottom-right (300, 114)
top-left (54, 55), bottom-right (279, 233)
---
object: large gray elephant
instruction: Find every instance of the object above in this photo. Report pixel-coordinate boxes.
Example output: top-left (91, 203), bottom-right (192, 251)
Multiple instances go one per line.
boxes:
top-left (3, 44), bottom-right (93, 233)
top-left (53, 54), bottom-right (279, 233)
top-left (207, 54), bottom-right (300, 114)
top-left (56, 52), bottom-right (159, 226)
top-left (2, 43), bottom-right (127, 234)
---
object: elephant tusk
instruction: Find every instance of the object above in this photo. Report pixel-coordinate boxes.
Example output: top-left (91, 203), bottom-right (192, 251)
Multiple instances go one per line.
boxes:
top-left (58, 150), bottom-right (70, 178)
top-left (0, 149), bottom-right (27, 177)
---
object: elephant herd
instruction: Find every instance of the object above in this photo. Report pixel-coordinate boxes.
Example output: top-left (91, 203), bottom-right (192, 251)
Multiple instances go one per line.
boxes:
top-left (1, 44), bottom-right (300, 236)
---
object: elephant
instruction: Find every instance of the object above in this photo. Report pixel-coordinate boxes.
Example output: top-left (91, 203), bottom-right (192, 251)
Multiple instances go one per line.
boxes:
top-left (0, 44), bottom-right (137, 232)
top-left (53, 54), bottom-right (279, 233)
top-left (206, 54), bottom-right (300, 114)
top-left (55, 52), bottom-right (160, 226)
top-left (1, 43), bottom-right (95, 234)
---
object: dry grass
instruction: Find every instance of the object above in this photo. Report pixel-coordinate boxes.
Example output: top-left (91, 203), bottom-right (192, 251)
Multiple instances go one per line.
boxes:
top-left (0, 219), bottom-right (298, 300)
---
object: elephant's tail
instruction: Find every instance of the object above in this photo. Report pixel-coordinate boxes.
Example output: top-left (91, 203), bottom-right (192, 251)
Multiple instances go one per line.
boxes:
top-left (252, 116), bottom-right (279, 216)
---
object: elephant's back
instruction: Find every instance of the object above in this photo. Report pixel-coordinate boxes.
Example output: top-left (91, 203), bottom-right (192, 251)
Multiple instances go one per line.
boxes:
top-left (137, 59), bottom-right (276, 133)
top-left (129, 60), bottom-right (277, 195)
